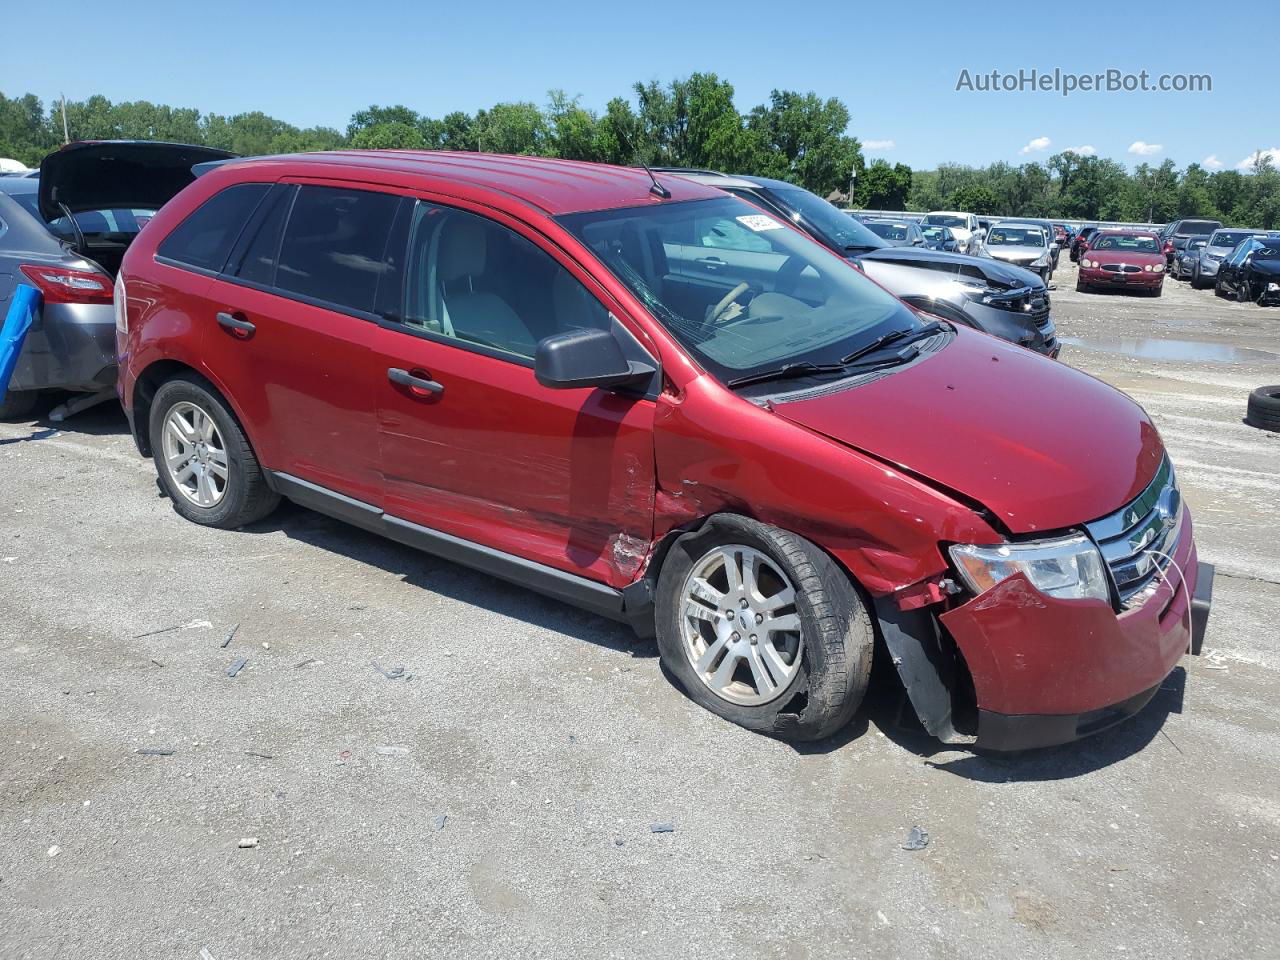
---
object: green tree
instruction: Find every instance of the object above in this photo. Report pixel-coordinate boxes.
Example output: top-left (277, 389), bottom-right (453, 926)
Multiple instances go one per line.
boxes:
top-left (746, 90), bottom-right (861, 196)
top-left (473, 102), bottom-right (549, 155)
top-left (857, 160), bottom-right (912, 210)
top-left (350, 121), bottom-right (427, 150)
top-left (546, 90), bottom-right (601, 162)
top-left (949, 183), bottom-right (998, 214)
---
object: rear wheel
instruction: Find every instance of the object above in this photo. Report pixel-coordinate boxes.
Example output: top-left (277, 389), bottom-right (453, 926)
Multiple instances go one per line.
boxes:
top-left (0, 389), bottom-right (38, 420)
top-left (656, 514), bottom-right (873, 741)
top-left (148, 375), bottom-right (279, 529)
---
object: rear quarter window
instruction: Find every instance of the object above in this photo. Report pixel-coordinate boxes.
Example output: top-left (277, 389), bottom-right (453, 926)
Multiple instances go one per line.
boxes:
top-left (157, 183), bottom-right (271, 272)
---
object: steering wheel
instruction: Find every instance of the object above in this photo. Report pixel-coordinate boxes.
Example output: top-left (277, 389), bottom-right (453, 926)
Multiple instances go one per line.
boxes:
top-left (774, 255), bottom-right (807, 296)
top-left (708, 282), bottom-right (750, 325)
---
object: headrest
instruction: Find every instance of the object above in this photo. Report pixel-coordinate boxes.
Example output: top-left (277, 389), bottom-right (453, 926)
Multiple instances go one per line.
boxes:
top-left (440, 216), bottom-right (487, 282)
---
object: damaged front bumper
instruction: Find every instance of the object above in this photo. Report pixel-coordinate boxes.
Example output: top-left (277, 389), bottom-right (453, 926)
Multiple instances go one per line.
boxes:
top-left (880, 512), bottom-right (1212, 752)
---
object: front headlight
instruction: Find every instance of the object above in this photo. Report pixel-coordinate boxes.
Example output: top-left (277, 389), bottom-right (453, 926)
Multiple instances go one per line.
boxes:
top-left (1081, 258), bottom-right (1094, 268)
top-left (1268, 282), bottom-right (1279, 292)
top-left (1033, 254), bottom-right (1050, 266)
top-left (1153, 263), bottom-right (1164, 273)
top-left (949, 533), bottom-right (1110, 602)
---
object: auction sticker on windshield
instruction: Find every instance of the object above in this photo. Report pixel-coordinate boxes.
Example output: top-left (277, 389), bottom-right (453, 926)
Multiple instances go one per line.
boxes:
top-left (737, 214), bottom-right (784, 232)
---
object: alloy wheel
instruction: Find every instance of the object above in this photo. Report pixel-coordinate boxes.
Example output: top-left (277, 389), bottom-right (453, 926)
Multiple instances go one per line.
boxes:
top-left (161, 401), bottom-right (228, 508)
top-left (679, 544), bottom-right (804, 706)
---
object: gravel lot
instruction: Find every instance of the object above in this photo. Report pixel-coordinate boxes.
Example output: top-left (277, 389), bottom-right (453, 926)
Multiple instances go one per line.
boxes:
top-left (2, 258), bottom-right (1278, 960)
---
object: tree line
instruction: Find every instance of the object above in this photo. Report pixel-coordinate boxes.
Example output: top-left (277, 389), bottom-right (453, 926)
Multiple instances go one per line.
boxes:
top-left (907, 153), bottom-right (1280, 228)
top-left (3, 78), bottom-right (1276, 227)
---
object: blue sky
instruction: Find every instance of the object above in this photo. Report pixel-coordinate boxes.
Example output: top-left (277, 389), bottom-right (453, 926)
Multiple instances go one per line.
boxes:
top-left (2, 0), bottom-right (1271, 172)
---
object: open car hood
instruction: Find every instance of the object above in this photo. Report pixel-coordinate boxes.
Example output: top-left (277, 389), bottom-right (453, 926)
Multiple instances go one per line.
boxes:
top-left (38, 141), bottom-right (236, 221)
top-left (771, 328), bottom-right (1165, 534)
top-left (858, 247), bottom-right (1043, 291)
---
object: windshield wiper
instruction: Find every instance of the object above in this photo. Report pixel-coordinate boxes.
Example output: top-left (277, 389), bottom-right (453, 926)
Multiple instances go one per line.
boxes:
top-left (839, 320), bottom-right (944, 365)
top-left (726, 361), bottom-right (853, 389)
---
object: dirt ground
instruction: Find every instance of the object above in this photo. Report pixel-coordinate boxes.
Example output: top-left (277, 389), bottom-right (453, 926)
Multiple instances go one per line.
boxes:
top-left (1, 257), bottom-right (1278, 960)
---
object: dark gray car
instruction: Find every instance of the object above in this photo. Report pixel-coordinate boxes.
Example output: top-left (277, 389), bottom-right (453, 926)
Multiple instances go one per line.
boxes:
top-left (0, 141), bottom-right (232, 419)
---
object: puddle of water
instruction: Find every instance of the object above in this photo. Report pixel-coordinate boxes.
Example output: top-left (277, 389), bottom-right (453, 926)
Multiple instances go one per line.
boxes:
top-left (1060, 336), bottom-right (1278, 364)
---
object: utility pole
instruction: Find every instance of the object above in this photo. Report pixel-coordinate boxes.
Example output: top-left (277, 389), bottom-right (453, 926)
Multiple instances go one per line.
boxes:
top-left (60, 94), bottom-right (70, 144)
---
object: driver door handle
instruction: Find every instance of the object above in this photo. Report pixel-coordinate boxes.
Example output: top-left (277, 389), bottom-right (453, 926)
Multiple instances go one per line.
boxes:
top-left (388, 367), bottom-right (444, 397)
top-left (695, 256), bottom-right (725, 271)
top-left (216, 312), bottom-right (255, 339)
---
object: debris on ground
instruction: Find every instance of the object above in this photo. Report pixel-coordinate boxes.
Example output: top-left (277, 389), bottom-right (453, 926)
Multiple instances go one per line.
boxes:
top-left (375, 745), bottom-right (410, 756)
top-left (225, 657), bottom-right (248, 678)
top-left (199, 948), bottom-right (218, 960)
top-left (136, 748), bottom-right (176, 756)
top-left (901, 826), bottom-right (930, 851)
top-left (149, 658), bottom-right (164, 668)
top-left (47, 845), bottom-right (60, 858)
top-left (650, 822), bottom-right (676, 834)
top-left (293, 658), bottom-right (316, 669)
top-left (372, 661), bottom-right (408, 680)
top-left (244, 750), bottom-right (273, 760)
top-left (133, 624), bottom-right (181, 639)
top-left (221, 623), bottom-right (239, 649)
top-left (432, 814), bottom-right (447, 831)
top-left (237, 837), bottom-right (258, 849)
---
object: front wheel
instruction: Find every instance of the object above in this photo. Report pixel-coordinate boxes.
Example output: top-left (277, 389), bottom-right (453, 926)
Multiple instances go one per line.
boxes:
top-left (0, 389), bottom-right (38, 420)
top-left (149, 375), bottom-right (279, 529)
top-left (655, 515), bottom-right (874, 741)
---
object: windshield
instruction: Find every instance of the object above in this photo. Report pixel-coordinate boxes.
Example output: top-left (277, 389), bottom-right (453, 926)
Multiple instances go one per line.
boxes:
top-left (921, 227), bottom-right (949, 241)
top-left (1092, 234), bottom-right (1159, 252)
top-left (1210, 231), bottom-right (1254, 249)
top-left (986, 227), bottom-right (1044, 247)
top-left (1178, 220), bottom-right (1220, 236)
top-left (12, 192), bottom-right (154, 239)
top-left (866, 222), bottom-right (909, 241)
top-left (558, 196), bottom-right (921, 387)
top-left (766, 185), bottom-right (888, 251)
top-left (924, 214), bottom-right (966, 228)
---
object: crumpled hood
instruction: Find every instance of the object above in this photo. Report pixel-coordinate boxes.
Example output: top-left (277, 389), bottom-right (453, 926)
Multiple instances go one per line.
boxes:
top-left (857, 247), bottom-right (1044, 291)
top-left (39, 140), bottom-right (235, 221)
top-left (1249, 257), bottom-right (1280, 276)
top-left (772, 328), bottom-right (1165, 534)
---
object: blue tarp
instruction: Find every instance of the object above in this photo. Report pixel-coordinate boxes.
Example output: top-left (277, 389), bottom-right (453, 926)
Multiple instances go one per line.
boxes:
top-left (0, 283), bottom-right (40, 404)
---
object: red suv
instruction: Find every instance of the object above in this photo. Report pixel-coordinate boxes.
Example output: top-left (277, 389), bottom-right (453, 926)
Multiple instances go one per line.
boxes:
top-left (117, 152), bottom-right (1212, 749)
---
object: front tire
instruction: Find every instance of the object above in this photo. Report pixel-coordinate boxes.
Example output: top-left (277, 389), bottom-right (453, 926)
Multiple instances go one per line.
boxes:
top-left (655, 514), bottom-right (873, 741)
top-left (148, 375), bottom-right (279, 529)
top-left (0, 389), bottom-right (38, 420)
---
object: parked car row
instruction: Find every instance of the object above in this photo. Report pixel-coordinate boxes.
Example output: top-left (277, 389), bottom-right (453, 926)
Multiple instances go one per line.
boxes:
top-left (3, 144), bottom-right (1211, 754)
top-left (1163, 225), bottom-right (1280, 304)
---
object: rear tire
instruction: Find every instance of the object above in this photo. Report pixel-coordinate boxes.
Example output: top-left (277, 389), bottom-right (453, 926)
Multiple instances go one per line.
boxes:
top-left (148, 374), bottom-right (279, 529)
top-left (655, 514), bottom-right (873, 742)
top-left (0, 389), bottom-right (38, 420)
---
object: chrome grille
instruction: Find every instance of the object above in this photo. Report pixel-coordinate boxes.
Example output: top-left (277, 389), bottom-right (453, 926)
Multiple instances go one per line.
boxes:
top-left (1101, 263), bottom-right (1142, 274)
top-left (1085, 457), bottom-right (1182, 607)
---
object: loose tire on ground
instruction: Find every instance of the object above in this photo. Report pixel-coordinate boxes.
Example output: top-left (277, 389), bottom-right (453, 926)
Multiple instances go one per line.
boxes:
top-left (0, 389), bottom-right (38, 420)
top-left (148, 374), bottom-right (279, 528)
top-left (1246, 386), bottom-right (1280, 433)
top-left (655, 514), bottom-right (874, 741)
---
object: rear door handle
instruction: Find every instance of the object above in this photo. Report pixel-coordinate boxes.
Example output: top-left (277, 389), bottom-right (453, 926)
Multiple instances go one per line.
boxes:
top-left (388, 367), bottom-right (444, 397)
top-left (216, 312), bottom-right (256, 339)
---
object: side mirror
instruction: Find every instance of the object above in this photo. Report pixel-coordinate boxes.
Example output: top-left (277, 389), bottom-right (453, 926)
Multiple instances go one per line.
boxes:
top-left (912, 236), bottom-right (924, 245)
top-left (534, 327), bottom-right (654, 390)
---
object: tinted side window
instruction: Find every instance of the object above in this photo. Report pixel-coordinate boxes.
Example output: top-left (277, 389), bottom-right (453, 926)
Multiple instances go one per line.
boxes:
top-left (157, 183), bottom-right (270, 272)
top-left (399, 202), bottom-right (608, 360)
top-left (276, 185), bottom-right (400, 313)
top-left (229, 186), bottom-right (294, 287)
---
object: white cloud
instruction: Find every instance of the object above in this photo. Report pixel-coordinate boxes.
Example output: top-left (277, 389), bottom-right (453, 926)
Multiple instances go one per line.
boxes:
top-left (1128, 140), bottom-right (1163, 156)
top-left (1236, 147), bottom-right (1280, 170)
top-left (863, 139), bottom-right (895, 151)
top-left (1203, 155), bottom-right (1224, 169)
top-left (1019, 136), bottom-right (1051, 155)
top-left (1063, 145), bottom-right (1096, 156)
